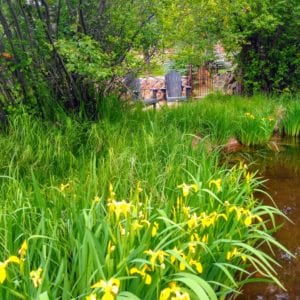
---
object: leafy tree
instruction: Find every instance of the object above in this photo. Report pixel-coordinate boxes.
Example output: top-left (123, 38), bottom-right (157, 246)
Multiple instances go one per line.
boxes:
top-left (0, 0), bottom-right (166, 118)
top-left (170, 0), bottom-right (300, 94)
top-left (221, 0), bottom-right (300, 94)
top-left (1, 0), bottom-right (298, 121)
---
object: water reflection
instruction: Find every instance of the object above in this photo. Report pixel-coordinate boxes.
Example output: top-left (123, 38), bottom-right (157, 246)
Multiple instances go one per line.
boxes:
top-left (233, 138), bottom-right (300, 299)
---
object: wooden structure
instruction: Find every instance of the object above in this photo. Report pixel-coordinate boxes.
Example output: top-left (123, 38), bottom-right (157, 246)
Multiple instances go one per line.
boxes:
top-left (165, 71), bottom-right (191, 102)
top-left (187, 65), bottom-right (215, 98)
top-left (144, 71), bottom-right (191, 108)
top-left (126, 66), bottom-right (214, 109)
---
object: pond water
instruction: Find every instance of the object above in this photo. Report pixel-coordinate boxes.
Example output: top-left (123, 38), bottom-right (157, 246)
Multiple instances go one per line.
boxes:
top-left (236, 138), bottom-right (300, 299)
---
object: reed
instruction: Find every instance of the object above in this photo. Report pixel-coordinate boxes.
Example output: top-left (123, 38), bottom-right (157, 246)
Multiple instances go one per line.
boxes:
top-left (281, 98), bottom-right (300, 137)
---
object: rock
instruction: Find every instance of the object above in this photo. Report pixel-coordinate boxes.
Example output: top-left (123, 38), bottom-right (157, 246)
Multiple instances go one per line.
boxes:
top-left (223, 137), bottom-right (242, 153)
top-left (266, 284), bottom-right (280, 295)
top-left (191, 133), bottom-right (214, 153)
top-left (267, 141), bottom-right (282, 152)
top-left (213, 71), bottom-right (242, 95)
top-left (275, 293), bottom-right (289, 300)
top-left (191, 134), bottom-right (202, 149)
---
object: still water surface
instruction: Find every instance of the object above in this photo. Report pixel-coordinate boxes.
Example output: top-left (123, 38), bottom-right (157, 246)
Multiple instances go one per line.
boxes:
top-left (236, 138), bottom-right (300, 299)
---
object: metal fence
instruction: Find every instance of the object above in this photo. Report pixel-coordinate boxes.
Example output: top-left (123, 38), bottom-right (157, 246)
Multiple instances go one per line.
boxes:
top-left (187, 65), bottom-right (217, 98)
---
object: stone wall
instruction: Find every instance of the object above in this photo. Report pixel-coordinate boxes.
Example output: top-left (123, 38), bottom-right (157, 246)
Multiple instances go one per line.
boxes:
top-left (213, 72), bottom-right (242, 95)
top-left (126, 72), bottom-right (241, 100)
top-left (139, 76), bottom-right (189, 99)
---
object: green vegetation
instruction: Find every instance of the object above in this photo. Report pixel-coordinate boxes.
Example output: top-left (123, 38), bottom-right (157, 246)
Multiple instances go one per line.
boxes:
top-left (163, 0), bottom-right (300, 94)
top-left (0, 0), bottom-right (299, 298)
top-left (281, 100), bottom-right (300, 137)
top-left (0, 0), bottom-right (165, 117)
top-left (0, 0), bottom-right (299, 119)
top-left (0, 95), bottom-right (297, 299)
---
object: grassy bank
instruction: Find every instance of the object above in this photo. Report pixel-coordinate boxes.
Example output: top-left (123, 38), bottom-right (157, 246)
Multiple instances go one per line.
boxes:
top-left (0, 95), bottom-right (296, 299)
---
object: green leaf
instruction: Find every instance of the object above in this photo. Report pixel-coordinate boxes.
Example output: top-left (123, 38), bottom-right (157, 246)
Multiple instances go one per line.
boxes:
top-left (174, 272), bottom-right (218, 300)
top-left (38, 292), bottom-right (50, 300)
top-left (117, 291), bottom-right (141, 299)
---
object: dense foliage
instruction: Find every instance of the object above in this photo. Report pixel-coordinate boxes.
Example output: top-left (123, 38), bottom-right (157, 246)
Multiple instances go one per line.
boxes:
top-left (166, 0), bottom-right (300, 94)
top-left (0, 0), bottom-right (165, 118)
top-left (223, 0), bottom-right (300, 94)
top-left (1, 0), bottom-right (299, 120)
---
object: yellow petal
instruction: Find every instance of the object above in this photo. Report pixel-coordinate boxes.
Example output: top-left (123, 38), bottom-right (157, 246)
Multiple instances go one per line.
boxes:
top-left (151, 223), bottom-right (158, 237)
top-left (169, 282), bottom-right (178, 290)
top-left (60, 183), bottom-right (70, 192)
top-left (217, 213), bottom-right (228, 221)
top-left (241, 255), bottom-right (247, 262)
top-left (0, 264), bottom-right (7, 284)
top-left (144, 273), bottom-right (152, 285)
top-left (7, 256), bottom-right (21, 264)
top-left (86, 294), bottom-right (97, 300)
top-left (226, 251), bottom-right (232, 261)
top-left (159, 287), bottom-right (171, 300)
top-left (183, 186), bottom-right (189, 197)
top-left (18, 240), bottom-right (28, 258)
top-left (179, 262), bottom-right (186, 271)
top-left (129, 267), bottom-right (140, 275)
top-left (91, 279), bottom-right (104, 289)
top-left (191, 184), bottom-right (199, 192)
top-left (182, 292), bottom-right (191, 300)
top-left (244, 216), bottom-right (252, 227)
top-left (195, 262), bottom-right (203, 273)
top-left (232, 247), bottom-right (239, 256)
top-left (201, 234), bottom-right (208, 244)
top-left (102, 292), bottom-right (114, 300)
top-left (110, 278), bottom-right (120, 293)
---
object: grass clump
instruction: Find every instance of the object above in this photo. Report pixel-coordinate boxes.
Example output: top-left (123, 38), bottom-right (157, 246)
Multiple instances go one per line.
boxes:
top-left (235, 110), bottom-right (276, 146)
top-left (281, 98), bottom-right (300, 137)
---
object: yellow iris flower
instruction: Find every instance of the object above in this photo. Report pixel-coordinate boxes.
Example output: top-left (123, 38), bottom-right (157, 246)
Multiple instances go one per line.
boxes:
top-left (189, 259), bottom-right (203, 273)
top-left (107, 240), bottom-right (116, 255)
top-left (108, 200), bottom-right (131, 220)
top-left (0, 256), bottom-right (21, 284)
top-left (152, 222), bottom-right (159, 237)
top-left (245, 112), bottom-right (255, 119)
top-left (144, 249), bottom-right (168, 270)
top-left (18, 240), bottom-right (28, 258)
top-left (130, 265), bottom-right (152, 285)
top-left (228, 205), bottom-right (262, 226)
top-left (108, 183), bottom-right (116, 202)
top-left (226, 247), bottom-right (247, 262)
top-left (170, 247), bottom-right (187, 271)
top-left (30, 267), bottom-right (43, 288)
top-left (159, 282), bottom-right (191, 300)
top-left (91, 278), bottom-right (120, 300)
top-left (177, 183), bottom-right (198, 197)
top-left (0, 262), bottom-right (7, 284)
top-left (209, 179), bottom-right (222, 192)
top-left (187, 213), bottom-right (198, 229)
top-left (60, 183), bottom-right (70, 192)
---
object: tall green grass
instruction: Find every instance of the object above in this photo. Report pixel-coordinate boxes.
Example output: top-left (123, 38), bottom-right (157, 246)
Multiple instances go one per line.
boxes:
top-left (0, 95), bottom-right (295, 299)
top-left (156, 94), bottom-right (279, 145)
top-left (281, 99), bottom-right (300, 137)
